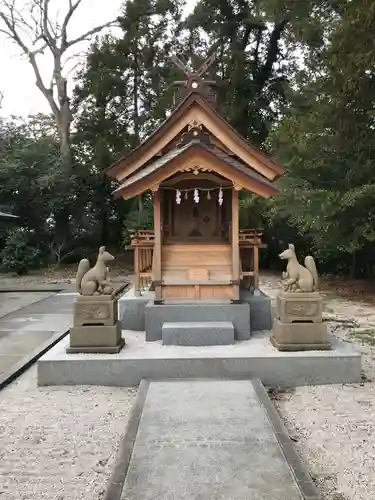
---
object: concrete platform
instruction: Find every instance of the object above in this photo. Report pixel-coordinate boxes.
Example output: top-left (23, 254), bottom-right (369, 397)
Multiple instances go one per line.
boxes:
top-left (0, 292), bottom-right (74, 378)
top-left (118, 288), bottom-right (272, 334)
top-left (162, 321), bottom-right (235, 346)
top-left (106, 379), bottom-right (321, 500)
top-left (146, 302), bottom-right (251, 341)
top-left (37, 330), bottom-right (362, 388)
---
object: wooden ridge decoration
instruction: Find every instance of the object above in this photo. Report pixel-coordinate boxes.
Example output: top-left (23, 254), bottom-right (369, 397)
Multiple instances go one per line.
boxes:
top-left (176, 124), bottom-right (211, 148)
top-left (181, 165), bottom-right (212, 174)
top-left (171, 49), bottom-right (220, 106)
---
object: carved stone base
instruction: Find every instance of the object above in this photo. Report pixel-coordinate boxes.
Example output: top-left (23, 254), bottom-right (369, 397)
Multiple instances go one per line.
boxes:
top-left (66, 322), bottom-right (124, 354)
top-left (271, 318), bottom-right (331, 351)
top-left (276, 291), bottom-right (323, 323)
top-left (73, 295), bottom-right (118, 327)
top-left (66, 339), bottom-right (125, 354)
top-left (270, 335), bottom-right (331, 352)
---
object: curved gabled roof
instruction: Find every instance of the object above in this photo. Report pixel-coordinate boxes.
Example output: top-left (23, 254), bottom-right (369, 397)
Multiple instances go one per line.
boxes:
top-left (105, 91), bottom-right (284, 183)
top-left (113, 140), bottom-right (279, 200)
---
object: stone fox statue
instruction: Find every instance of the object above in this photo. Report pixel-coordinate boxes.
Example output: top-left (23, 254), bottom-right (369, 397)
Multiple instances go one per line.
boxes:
top-left (76, 246), bottom-right (115, 296)
top-left (279, 244), bottom-right (318, 293)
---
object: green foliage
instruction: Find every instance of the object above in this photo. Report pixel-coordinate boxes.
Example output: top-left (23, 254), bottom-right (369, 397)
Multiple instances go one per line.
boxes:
top-left (267, 0), bottom-right (375, 276)
top-left (1, 0), bottom-right (375, 278)
top-left (122, 196), bottom-right (154, 246)
top-left (0, 229), bottom-right (41, 275)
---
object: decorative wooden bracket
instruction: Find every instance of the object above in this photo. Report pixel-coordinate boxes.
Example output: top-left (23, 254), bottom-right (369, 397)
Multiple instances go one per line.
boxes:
top-left (171, 45), bottom-right (218, 79)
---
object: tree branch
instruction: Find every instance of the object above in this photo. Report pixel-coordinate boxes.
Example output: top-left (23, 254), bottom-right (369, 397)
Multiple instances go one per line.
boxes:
top-left (0, 2), bottom-right (60, 117)
top-left (257, 18), bottom-right (288, 90)
top-left (42, 0), bottom-right (57, 51)
top-left (65, 20), bottom-right (117, 49)
top-left (60, 0), bottom-right (82, 50)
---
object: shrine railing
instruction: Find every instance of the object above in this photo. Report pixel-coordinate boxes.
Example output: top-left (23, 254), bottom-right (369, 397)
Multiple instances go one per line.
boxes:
top-left (130, 230), bottom-right (155, 295)
top-left (239, 228), bottom-right (263, 247)
top-left (130, 229), bottom-right (155, 247)
top-left (129, 227), bottom-right (265, 294)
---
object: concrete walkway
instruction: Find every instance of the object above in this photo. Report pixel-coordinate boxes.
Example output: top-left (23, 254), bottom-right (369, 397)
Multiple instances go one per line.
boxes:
top-left (110, 379), bottom-right (320, 500)
top-left (0, 292), bottom-right (75, 376)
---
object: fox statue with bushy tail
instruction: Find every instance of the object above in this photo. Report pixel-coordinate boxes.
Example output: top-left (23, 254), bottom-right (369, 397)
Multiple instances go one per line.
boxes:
top-left (279, 244), bottom-right (318, 293)
top-left (76, 246), bottom-right (115, 296)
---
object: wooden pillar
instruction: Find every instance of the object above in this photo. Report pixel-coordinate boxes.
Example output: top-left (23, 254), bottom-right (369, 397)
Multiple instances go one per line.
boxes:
top-left (134, 246), bottom-right (141, 297)
top-left (231, 187), bottom-right (240, 301)
top-left (168, 190), bottom-right (173, 238)
top-left (153, 188), bottom-right (162, 302)
top-left (253, 245), bottom-right (259, 290)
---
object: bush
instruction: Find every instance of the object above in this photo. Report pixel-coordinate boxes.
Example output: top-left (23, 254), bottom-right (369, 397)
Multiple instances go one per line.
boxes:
top-left (122, 208), bottom-right (154, 246)
top-left (0, 229), bottom-right (41, 275)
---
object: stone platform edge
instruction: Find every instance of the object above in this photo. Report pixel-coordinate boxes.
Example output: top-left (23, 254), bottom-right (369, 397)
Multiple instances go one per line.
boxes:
top-left (252, 380), bottom-right (322, 500)
top-left (103, 379), bottom-right (150, 500)
top-left (37, 332), bottom-right (362, 388)
top-left (102, 379), bottom-right (322, 500)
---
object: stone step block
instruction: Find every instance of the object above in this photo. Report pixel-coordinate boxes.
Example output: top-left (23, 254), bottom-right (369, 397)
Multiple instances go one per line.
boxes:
top-left (271, 318), bottom-right (330, 351)
top-left (162, 321), bottom-right (235, 346)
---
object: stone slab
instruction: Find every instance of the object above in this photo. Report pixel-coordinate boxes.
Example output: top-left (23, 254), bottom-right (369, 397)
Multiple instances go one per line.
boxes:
top-left (113, 380), bottom-right (316, 500)
top-left (162, 321), bottom-right (235, 346)
top-left (74, 297), bottom-right (118, 326)
top-left (66, 338), bottom-right (125, 354)
top-left (271, 336), bottom-right (331, 352)
top-left (0, 353), bottom-right (27, 374)
top-left (0, 291), bottom-right (75, 385)
top-left (0, 285), bottom-right (64, 293)
top-left (0, 329), bottom-right (55, 355)
top-left (37, 330), bottom-right (362, 388)
top-left (119, 288), bottom-right (272, 335)
top-left (276, 291), bottom-right (323, 323)
top-left (119, 295), bottom-right (150, 331)
top-left (273, 318), bottom-right (330, 349)
top-left (241, 290), bottom-right (272, 331)
top-left (67, 322), bottom-right (122, 349)
top-left (0, 292), bottom-right (54, 318)
top-left (146, 302), bottom-right (251, 341)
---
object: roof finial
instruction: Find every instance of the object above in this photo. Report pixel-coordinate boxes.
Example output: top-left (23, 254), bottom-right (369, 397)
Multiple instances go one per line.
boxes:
top-left (171, 47), bottom-right (220, 107)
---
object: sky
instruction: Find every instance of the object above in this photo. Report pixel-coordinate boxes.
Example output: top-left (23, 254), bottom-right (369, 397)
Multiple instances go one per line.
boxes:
top-left (0, 0), bottom-right (196, 118)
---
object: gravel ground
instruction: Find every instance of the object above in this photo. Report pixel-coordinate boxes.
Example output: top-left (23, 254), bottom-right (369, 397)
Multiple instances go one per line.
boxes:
top-left (0, 366), bottom-right (136, 500)
top-left (260, 274), bottom-right (375, 500)
top-left (1, 271), bottom-right (375, 500)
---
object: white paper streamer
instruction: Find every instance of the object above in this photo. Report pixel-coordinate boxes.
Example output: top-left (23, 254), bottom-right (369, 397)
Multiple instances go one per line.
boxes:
top-left (176, 189), bottom-right (181, 204)
top-left (218, 187), bottom-right (223, 206)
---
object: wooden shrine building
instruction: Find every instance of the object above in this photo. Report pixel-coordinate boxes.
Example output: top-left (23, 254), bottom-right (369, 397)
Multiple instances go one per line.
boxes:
top-left (106, 54), bottom-right (283, 303)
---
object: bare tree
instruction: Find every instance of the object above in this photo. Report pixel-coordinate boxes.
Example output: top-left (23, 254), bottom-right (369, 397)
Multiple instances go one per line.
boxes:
top-left (0, 0), bottom-right (117, 170)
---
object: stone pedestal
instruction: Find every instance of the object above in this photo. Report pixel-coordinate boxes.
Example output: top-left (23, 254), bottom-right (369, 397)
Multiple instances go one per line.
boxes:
top-left (66, 295), bottom-right (124, 354)
top-left (271, 291), bottom-right (330, 351)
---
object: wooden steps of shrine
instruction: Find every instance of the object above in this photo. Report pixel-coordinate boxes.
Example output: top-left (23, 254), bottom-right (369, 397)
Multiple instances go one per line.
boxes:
top-left (162, 279), bottom-right (233, 286)
top-left (159, 242), bottom-right (236, 301)
top-left (162, 243), bottom-right (232, 266)
top-left (162, 266), bottom-right (232, 281)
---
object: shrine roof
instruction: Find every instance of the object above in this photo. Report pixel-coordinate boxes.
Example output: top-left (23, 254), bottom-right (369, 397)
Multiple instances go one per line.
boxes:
top-left (112, 139), bottom-right (278, 200)
top-left (105, 92), bottom-right (284, 182)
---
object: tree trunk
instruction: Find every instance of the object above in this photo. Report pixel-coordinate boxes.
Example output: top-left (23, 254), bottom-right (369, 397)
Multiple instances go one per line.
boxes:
top-left (132, 28), bottom-right (143, 217)
top-left (349, 250), bottom-right (356, 279)
top-left (100, 208), bottom-right (109, 245)
top-left (59, 121), bottom-right (72, 171)
top-left (55, 57), bottom-right (73, 172)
